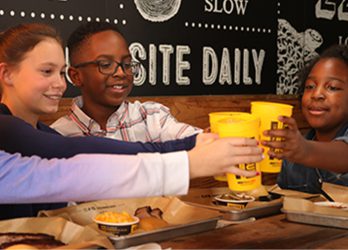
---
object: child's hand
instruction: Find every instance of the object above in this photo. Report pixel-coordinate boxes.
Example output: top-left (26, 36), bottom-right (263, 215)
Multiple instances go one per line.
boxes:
top-left (261, 116), bottom-right (309, 162)
top-left (195, 132), bottom-right (219, 146)
top-left (189, 137), bottom-right (263, 179)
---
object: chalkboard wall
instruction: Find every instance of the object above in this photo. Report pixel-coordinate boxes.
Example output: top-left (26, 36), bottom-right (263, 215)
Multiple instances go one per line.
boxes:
top-left (0, 0), bottom-right (347, 97)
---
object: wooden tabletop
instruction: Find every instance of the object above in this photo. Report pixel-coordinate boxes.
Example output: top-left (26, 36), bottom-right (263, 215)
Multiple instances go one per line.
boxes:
top-left (160, 214), bottom-right (348, 249)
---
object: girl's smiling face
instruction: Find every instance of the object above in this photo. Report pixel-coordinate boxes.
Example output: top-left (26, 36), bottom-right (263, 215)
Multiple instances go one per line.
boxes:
top-left (4, 38), bottom-right (66, 122)
top-left (302, 58), bottom-right (348, 137)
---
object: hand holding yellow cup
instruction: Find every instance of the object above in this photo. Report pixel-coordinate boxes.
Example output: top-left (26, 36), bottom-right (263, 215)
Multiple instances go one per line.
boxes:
top-left (251, 101), bottom-right (293, 173)
top-left (216, 113), bottom-right (261, 192)
top-left (209, 112), bottom-right (246, 182)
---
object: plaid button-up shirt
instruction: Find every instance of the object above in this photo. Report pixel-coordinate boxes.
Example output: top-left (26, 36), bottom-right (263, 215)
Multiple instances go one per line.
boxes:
top-left (51, 96), bottom-right (202, 142)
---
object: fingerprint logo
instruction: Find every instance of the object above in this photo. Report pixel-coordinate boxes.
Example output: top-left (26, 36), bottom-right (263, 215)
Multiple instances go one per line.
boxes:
top-left (134, 0), bottom-right (182, 22)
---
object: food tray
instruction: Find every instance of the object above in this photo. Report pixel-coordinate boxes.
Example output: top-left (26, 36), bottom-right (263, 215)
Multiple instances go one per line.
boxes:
top-left (39, 196), bottom-right (222, 249)
top-left (109, 217), bottom-right (219, 248)
top-left (180, 187), bottom-right (283, 221)
top-left (219, 201), bottom-right (282, 221)
top-left (282, 208), bottom-right (348, 229)
top-left (186, 199), bottom-right (282, 221)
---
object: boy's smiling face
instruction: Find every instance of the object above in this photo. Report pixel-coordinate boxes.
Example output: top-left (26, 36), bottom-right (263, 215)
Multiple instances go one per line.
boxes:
top-left (302, 58), bottom-right (348, 136)
top-left (69, 30), bottom-right (133, 112)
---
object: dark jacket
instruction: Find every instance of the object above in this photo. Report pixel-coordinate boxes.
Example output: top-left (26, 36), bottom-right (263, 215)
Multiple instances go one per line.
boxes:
top-left (0, 103), bottom-right (196, 219)
top-left (277, 123), bottom-right (348, 194)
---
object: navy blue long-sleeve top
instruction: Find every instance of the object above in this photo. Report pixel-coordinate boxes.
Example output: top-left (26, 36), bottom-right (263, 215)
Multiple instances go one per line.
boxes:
top-left (0, 104), bottom-right (196, 159)
top-left (0, 103), bottom-right (196, 219)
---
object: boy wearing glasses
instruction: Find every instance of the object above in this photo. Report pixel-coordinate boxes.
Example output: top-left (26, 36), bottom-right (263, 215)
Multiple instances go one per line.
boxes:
top-left (52, 21), bottom-right (202, 142)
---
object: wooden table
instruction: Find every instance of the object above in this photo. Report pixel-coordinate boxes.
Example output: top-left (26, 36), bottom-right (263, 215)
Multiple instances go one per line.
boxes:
top-left (160, 214), bottom-right (348, 249)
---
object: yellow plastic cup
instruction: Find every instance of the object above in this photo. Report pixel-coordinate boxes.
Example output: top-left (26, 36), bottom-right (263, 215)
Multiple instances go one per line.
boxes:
top-left (217, 113), bottom-right (261, 192)
top-left (251, 101), bottom-right (293, 173)
top-left (209, 112), bottom-right (246, 182)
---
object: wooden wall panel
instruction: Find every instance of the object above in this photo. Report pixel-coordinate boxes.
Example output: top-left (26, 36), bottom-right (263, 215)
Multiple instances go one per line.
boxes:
top-left (40, 94), bottom-right (309, 132)
top-left (40, 94), bottom-right (308, 188)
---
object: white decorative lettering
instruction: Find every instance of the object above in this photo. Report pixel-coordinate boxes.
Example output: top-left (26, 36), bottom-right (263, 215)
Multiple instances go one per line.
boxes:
top-left (203, 47), bottom-right (265, 86)
top-left (252, 49), bottom-right (265, 84)
top-left (149, 44), bottom-right (157, 85)
top-left (234, 0), bottom-right (248, 15)
top-left (204, 0), bottom-right (214, 12)
top-left (234, 48), bottom-right (241, 85)
top-left (243, 49), bottom-right (252, 85)
top-left (315, 0), bottom-right (348, 22)
top-left (223, 0), bottom-right (234, 14)
top-left (129, 42), bottom-right (146, 86)
top-left (159, 45), bottom-right (174, 85)
top-left (338, 35), bottom-right (348, 44)
top-left (202, 47), bottom-right (218, 85)
top-left (130, 42), bottom-right (192, 86)
top-left (176, 45), bottom-right (191, 85)
top-left (219, 48), bottom-right (232, 85)
top-left (338, 0), bottom-right (348, 21)
top-left (204, 0), bottom-right (249, 15)
top-left (130, 42), bottom-right (264, 88)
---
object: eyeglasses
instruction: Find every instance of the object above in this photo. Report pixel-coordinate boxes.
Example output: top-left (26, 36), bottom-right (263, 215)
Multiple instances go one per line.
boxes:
top-left (73, 59), bottom-right (141, 76)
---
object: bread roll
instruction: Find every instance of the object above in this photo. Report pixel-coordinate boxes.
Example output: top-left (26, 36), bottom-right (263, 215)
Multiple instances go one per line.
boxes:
top-left (138, 217), bottom-right (169, 231)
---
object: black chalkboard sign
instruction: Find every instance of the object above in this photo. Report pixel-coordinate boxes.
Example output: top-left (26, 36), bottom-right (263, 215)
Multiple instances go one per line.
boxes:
top-left (0, 0), bottom-right (347, 97)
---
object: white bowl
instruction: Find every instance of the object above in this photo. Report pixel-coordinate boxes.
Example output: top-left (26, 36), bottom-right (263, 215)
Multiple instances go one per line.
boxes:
top-left (94, 216), bottom-right (139, 235)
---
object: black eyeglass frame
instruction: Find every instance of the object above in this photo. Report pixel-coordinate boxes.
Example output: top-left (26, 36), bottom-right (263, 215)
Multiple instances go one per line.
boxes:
top-left (72, 59), bottom-right (141, 76)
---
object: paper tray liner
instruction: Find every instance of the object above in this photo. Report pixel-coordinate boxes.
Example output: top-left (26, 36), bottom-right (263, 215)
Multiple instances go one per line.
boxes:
top-left (0, 216), bottom-right (114, 249)
top-left (179, 187), bottom-right (283, 221)
top-left (282, 183), bottom-right (348, 229)
top-left (39, 196), bottom-right (221, 248)
top-left (321, 182), bottom-right (348, 203)
top-left (283, 196), bottom-right (348, 217)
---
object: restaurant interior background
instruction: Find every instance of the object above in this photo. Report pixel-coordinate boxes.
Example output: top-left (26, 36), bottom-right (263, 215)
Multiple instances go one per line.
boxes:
top-left (0, 0), bottom-right (347, 98)
top-left (0, 0), bottom-right (346, 140)
top-left (1, 3), bottom-right (348, 247)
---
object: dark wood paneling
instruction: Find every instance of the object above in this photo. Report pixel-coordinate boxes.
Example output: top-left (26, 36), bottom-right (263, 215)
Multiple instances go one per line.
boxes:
top-left (40, 94), bottom-right (307, 189)
top-left (40, 94), bottom-right (308, 131)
